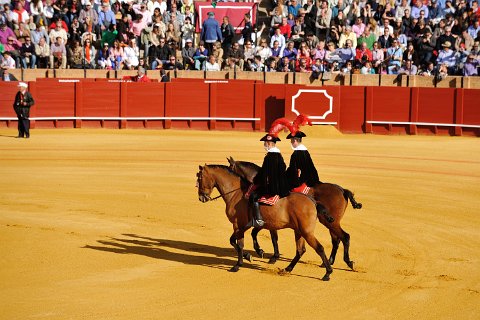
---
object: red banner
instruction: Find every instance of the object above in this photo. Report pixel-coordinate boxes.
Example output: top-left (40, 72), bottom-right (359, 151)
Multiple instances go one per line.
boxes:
top-left (194, 1), bottom-right (257, 33)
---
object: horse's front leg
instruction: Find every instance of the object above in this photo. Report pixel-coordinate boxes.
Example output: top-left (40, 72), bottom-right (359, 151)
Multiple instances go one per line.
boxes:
top-left (251, 227), bottom-right (265, 258)
top-left (229, 230), bottom-right (245, 272)
top-left (268, 230), bottom-right (280, 264)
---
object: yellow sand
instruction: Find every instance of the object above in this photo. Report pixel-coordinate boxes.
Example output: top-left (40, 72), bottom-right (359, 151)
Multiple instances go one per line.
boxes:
top-left (0, 127), bottom-right (479, 320)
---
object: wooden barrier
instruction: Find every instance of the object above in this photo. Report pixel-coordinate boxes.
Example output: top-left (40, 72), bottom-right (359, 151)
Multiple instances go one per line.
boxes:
top-left (0, 81), bottom-right (478, 136)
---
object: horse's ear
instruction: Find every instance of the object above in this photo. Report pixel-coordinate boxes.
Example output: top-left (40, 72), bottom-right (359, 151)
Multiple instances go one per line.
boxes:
top-left (227, 157), bottom-right (233, 165)
top-left (199, 165), bottom-right (203, 171)
top-left (229, 156), bottom-right (235, 163)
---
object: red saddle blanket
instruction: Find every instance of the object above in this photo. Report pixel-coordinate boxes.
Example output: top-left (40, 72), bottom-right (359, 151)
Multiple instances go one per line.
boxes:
top-left (258, 195), bottom-right (280, 206)
top-left (291, 183), bottom-right (311, 195)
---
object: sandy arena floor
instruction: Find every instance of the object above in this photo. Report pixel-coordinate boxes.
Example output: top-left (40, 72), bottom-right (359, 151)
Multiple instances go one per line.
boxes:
top-left (0, 127), bottom-right (479, 320)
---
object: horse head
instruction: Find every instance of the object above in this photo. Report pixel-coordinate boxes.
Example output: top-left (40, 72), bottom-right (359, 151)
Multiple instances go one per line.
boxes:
top-left (196, 165), bottom-right (215, 203)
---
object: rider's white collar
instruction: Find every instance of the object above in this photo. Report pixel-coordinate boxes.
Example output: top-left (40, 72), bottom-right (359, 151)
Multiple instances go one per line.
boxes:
top-left (292, 144), bottom-right (308, 151)
top-left (268, 147), bottom-right (281, 153)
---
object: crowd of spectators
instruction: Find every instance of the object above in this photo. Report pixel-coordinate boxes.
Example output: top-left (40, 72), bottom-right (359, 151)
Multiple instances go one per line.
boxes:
top-left (0, 0), bottom-right (479, 78)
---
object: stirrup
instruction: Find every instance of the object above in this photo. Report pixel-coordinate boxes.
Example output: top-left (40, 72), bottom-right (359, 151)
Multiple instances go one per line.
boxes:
top-left (253, 219), bottom-right (265, 228)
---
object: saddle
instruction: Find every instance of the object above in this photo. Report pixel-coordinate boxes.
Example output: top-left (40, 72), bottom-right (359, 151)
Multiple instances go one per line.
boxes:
top-left (258, 195), bottom-right (280, 206)
top-left (290, 183), bottom-right (310, 195)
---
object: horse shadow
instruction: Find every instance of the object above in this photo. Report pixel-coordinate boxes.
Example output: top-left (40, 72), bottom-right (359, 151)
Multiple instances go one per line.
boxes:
top-left (84, 233), bottom-right (265, 272)
top-left (84, 234), bottom-right (351, 279)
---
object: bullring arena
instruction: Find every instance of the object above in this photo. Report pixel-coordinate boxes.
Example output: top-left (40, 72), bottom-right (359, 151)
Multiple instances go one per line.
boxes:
top-left (1, 122), bottom-right (479, 318)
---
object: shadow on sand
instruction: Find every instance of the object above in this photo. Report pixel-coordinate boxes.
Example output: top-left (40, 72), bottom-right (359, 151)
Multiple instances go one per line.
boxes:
top-left (84, 234), bottom-right (351, 280)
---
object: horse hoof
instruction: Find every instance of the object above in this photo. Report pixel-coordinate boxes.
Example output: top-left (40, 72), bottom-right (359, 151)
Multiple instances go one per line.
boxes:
top-left (278, 269), bottom-right (290, 275)
top-left (322, 274), bottom-right (330, 281)
top-left (244, 252), bottom-right (252, 262)
top-left (256, 249), bottom-right (265, 258)
top-left (229, 265), bottom-right (240, 272)
top-left (347, 260), bottom-right (354, 270)
top-left (268, 256), bottom-right (278, 264)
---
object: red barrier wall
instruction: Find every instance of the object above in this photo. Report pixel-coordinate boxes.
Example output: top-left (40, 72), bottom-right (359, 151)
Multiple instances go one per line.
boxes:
top-left (0, 81), bottom-right (478, 136)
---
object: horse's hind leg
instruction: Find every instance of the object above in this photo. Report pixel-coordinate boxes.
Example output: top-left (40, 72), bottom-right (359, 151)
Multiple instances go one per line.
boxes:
top-left (304, 233), bottom-right (333, 281)
top-left (251, 227), bottom-right (264, 258)
top-left (321, 231), bottom-right (340, 267)
top-left (341, 229), bottom-right (354, 270)
top-left (268, 230), bottom-right (280, 264)
top-left (284, 231), bottom-right (305, 272)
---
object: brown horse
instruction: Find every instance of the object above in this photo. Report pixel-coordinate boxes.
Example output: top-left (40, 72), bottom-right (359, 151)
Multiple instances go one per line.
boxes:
top-left (227, 157), bottom-right (362, 270)
top-left (196, 164), bottom-right (334, 281)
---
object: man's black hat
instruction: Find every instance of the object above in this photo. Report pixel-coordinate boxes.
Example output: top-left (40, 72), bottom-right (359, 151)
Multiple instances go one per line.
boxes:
top-left (260, 134), bottom-right (281, 142)
top-left (286, 131), bottom-right (306, 139)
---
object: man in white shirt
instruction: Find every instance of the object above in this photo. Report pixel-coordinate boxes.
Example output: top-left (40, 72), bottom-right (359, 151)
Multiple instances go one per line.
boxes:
top-left (205, 54), bottom-right (220, 71)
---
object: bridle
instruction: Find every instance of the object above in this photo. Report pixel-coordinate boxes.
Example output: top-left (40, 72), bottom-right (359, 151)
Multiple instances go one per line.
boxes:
top-left (197, 170), bottom-right (241, 202)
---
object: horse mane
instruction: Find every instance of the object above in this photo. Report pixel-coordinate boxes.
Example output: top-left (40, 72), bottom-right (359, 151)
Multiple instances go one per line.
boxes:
top-left (206, 164), bottom-right (248, 182)
top-left (237, 161), bottom-right (260, 171)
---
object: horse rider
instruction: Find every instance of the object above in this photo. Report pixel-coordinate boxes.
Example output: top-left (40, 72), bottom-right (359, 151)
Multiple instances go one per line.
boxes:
top-left (247, 127), bottom-right (290, 228)
top-left (285, 115), bottom-right (334, 222)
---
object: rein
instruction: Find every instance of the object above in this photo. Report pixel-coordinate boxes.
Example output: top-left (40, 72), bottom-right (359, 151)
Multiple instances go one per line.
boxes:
top-left (208, 187), bottom-right (241, 201)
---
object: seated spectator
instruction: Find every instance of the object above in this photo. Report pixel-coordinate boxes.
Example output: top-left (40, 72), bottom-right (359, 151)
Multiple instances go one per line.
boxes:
top-left (49, 21), bottom-right (68, 45)
top-left (436, 26), bottom-right (456, 51)
top-left (378, 28), bottom-right (393, 49)
top-left (417, 31), bottom-right (435, 65)
top-left (35, 37), bottom-right (50, 68)
top-left (371, 41), bottom-right (385, 71)
top-left (247, 55), bottom-right (264, 72)
top-left (270, 27), bottom-right (286, 52)
top-left (124, 38), bottom-right (140, 70)
top-left (101, 24), bottom-right (118, 48)
top-left (352, 17), bottom-right (366, 38)
top-left (109, 39), bottom-right (125, 70)
top-left (340, 60), bottom-right (353, 75)
top-left (358, 27), bottom-right (376, 51)
top-left (15, 23), bottom-right (31, 44)
top-left (336, 39), bottom-right (356, 66)
top-left (385, 39), bottom-right (403, 74)
top-left (68, 40), bottom-right (84, 69)
top-left (311, 41), bottom-right (326, 61)
top-left (225, 42), bottom-right (243, 71)
top-left (1, 66), bottom-right (18, 81)
top-left (311, 58), bottom-right (324, 79)
top-left (463, 54), bottom-right (479, 76)
top-left (123, 66), bottom-right (151, 82)
top-left (181, 16), bottom-right (194, 48)
top-left (1, 51), bottom-right (16, 69)
top-left (419, 61), bottom-right (435, 76)
top-left (3, 36), bottom-right (22, 68)
top-left (97, 43), bottom-right (112, 69)
top-left (355, 42), bottom-right (373, 68)
top-left (164, 55), bottom-right (183, 70)
top-left (243, 40), bottom-right (255, 69)
top-left (338, 26), bottom-right (357, 50)
top-left (467, 20), bottom-right (480, 40)
top-left (205, 54), bottom-right (220, 71)
top-left (403, 42), bottom-right (420, 67)
top-left (282, 41), bottom-right (298, 62)
top-left (30, 23), bottom-right (50, 46)
top-left (265, 58), bottom-right (277, 72)
top-left (78, 2), bottom-right (99, 36)
top-left (296, 57), bottom-right (310, 72)
top-left (277, 55), bottom-right (293, 72)
top-left (82, 38), bottom-right (96, 69)
top-left (360, 61), bottom-right (376, 74)
top-left (436, 41), bottom-right (456, 74)
top-left (49, 36), bottom-right (67, 69)
top-left (150, 37), bottom-right (172, 70)
top-left (255, 38), bottom-right (272, 63)
top-left (20, 36), bottom-right (36, 69)
top-left (181, 38), bottom-right (195, 69)
top-left (398, 59), bottom-right (418, 75)
top-left (270, 40), bottom-right (283, 63)
top-left (212, 41), bottom-right (223, 68)
top-left (278, 17), bottom-right (292, 40)
top-left (165, 22), bottom-right (180, 48)
top-left (193, 41), bottom-right (209, 70)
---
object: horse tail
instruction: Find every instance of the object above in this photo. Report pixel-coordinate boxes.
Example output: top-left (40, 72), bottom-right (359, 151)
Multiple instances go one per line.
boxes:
top-left (343, 189), bottom-right (363, 210)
